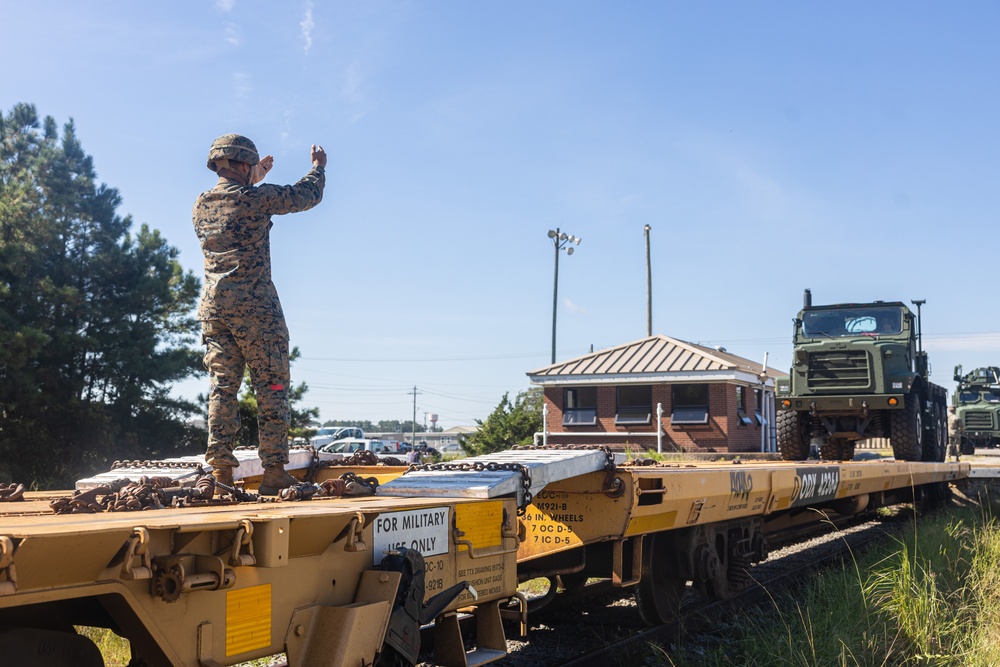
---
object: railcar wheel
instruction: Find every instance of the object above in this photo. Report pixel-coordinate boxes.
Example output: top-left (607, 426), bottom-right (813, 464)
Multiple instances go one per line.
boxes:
top-left (777, 410), bottom-right (810, 461)
top-left (890, 393), bottom-right (923, 461)
top-left (634, 533), bottom-right (687, 626)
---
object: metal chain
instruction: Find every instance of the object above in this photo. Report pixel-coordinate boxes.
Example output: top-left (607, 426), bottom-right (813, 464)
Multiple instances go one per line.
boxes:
top-left (111, 460), bottom-right (203, 471)
top-left (48, 475), bottom-right (256, 514)
top-left (0, 483), bottom-right (25, 502)
top-left (278, 472), bottom-right (379, 501)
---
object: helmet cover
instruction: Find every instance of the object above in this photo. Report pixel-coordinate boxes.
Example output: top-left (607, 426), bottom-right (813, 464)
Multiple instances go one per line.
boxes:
top-left (207, 134), bottom-right (259, 172)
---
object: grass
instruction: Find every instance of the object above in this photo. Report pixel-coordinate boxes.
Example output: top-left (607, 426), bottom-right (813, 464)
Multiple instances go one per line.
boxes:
top-left (653, 498), bottom-right (1000, 667)
top-left (78, 625), bottom-right (283, 666)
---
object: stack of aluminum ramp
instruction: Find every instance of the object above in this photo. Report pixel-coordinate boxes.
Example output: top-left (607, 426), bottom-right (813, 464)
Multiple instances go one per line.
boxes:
top-left (75, 446), bottom-right (318, 491)
top-left (378, 448), bottom-right (611, 507)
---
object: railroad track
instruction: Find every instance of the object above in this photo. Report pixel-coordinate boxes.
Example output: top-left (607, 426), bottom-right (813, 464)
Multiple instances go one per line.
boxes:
top-left (488, 512), bottom-right (906, 667)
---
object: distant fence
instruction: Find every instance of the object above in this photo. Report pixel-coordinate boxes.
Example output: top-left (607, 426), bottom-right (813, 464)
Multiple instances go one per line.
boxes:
top-left (857, 438), bottom-right (890, 450)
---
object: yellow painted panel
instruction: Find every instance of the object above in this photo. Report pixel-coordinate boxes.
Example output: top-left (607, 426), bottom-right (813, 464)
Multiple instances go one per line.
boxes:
top-left (625, 510), bottom-right (678, 536)
top-left (226, 584), bottom-right (272, 656)
top-left (455, 500), bottom-right (503, 551)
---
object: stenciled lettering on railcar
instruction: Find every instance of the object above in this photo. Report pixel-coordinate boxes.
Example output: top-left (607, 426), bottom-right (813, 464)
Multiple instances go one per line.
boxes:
top-left (727, 470), bottom-right (753, 510)
top-left (372, 506), bottom-right (450, 565)
top-left (791, 466), bottom-right (841, 507)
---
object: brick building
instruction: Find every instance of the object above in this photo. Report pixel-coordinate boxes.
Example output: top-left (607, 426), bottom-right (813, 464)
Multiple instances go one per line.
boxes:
top-left (526, 335), bottom-right (780, 454)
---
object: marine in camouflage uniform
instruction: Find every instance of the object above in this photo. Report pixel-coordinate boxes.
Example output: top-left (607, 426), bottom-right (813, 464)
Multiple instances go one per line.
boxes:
top-left (194, 134), bottom-right (326, 493)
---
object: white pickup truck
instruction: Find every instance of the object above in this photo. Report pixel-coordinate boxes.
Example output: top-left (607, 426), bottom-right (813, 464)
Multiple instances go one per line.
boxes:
top-left (309, 426), bottom-right (365, 448)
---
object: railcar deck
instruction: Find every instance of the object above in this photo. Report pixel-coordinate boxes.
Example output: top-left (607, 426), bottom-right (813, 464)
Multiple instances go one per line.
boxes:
top-left (0, 448), bottom-right (994, 667)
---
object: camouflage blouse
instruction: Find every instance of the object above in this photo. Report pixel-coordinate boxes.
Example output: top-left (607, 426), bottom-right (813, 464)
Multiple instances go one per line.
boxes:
top-left (193, 166), bottom-right (325, 321)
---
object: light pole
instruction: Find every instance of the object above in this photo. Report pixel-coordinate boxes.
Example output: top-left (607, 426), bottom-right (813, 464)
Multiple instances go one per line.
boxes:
top-left (548, 228), bottom-right (582, 364)
top-left (644, 225), bottom-right (652, 337)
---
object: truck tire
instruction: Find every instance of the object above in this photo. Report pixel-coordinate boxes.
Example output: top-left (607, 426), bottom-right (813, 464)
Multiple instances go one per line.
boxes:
top-left (926, 403), bottom-right (946, 462)
top-left (820, 437), bottom-right (855, 461)
top-left (777, 410), bottom-right (809, 461)
top-left (890, 394), bottom-right (923, 461)
top-left (959, 436), bottom-right (975, 456)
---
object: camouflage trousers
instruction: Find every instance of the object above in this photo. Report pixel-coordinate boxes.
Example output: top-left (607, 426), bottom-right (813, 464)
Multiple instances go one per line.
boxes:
top-left (202, 317), bottom-right (291, 469)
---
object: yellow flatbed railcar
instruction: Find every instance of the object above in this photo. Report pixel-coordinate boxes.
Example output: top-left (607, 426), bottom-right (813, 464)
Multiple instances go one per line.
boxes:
top-left (0, 446), bottom-right (986, 666)
top-left (0, 491), bottom-right (518, 667)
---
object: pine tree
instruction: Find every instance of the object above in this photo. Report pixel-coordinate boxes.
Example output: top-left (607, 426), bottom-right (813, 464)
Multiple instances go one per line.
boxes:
top-left (0, 103), bottom-right (203, 488)
top-left (459, 388), bottom-right (543, 456)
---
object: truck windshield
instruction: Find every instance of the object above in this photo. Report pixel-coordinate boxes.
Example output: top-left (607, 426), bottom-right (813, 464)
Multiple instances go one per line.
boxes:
top-left (801, 307), bottom-right (903, 338)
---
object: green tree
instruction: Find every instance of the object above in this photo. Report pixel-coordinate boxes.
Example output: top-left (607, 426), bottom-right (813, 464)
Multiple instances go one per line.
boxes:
top-left (376, 419), bottom-right (427, 434)
top-left (324, 419), bottom-right (375, 432)
top-left (0, 103), bottom-right (202, 488)
top-left (235, 347), bottom-right (319, 447)
top-left (460, 387), bottom-right (543, 456)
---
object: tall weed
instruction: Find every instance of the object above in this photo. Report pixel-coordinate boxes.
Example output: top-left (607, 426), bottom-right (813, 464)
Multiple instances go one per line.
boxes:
top-left (658, 501), bottom-right (1000, 667)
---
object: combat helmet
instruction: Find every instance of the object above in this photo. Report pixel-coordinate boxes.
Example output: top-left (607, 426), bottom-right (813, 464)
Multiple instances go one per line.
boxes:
top-left (207, 134), bottom-right (259, 172)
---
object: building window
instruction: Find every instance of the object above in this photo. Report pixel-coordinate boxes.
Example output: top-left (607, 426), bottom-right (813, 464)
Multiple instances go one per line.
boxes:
top-left (672, 384), bottom-right (709, 425)
top-left (616, 385), bottom-right (652, 425)
top-left (563, 387), bottom-right (598, 425)
top-left (736, 386), bottom-right (752, 427)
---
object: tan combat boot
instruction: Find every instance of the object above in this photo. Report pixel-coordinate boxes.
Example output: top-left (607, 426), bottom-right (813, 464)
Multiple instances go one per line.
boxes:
top-left (258, 465), bottom-right (298, 496)
top-left (212, 466), bottom-right (235, 498)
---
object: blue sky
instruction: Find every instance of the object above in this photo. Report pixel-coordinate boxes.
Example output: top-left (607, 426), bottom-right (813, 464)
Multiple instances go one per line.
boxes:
top-left (4, 1), bottom-right (999, 429)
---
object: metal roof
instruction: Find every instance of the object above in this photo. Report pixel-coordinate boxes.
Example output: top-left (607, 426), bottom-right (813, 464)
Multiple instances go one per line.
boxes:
top-left (527, 335), bottom-right (781, 381)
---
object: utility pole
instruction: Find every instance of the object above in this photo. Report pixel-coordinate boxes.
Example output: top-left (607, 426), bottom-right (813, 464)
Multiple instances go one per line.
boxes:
top-left (644, 225), bottom-right (652, 337)
top-left (408, 386), bottom-right (422, 444)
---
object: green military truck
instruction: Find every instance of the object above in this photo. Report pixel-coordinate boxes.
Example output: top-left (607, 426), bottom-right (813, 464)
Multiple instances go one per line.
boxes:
top-left (775, 290), bottom-right (948, 462)
top-left (952, 365), bottom-right (1000, 455)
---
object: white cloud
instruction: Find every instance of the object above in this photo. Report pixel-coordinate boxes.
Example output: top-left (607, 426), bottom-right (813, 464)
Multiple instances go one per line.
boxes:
top-left (300, 1), bottom-right (314, 53)
top-left (233, 72), bottom-right (253, 100)
top-left (927, 334), bottom-right (1000, 353)
top-left (564, 298), bottom-right (588, 316)
top-left (343, 60), bottom-right (364, 104)
top-left (224, 22), bottom-right (240, 46)
top-left (342, 60), bottom-right (371, 122)
top-left (216, 0), bottom-right (235, 12)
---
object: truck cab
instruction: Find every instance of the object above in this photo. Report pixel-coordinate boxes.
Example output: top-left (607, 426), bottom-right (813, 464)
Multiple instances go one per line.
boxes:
top-left (952, 365), bottom-right (1000, 454)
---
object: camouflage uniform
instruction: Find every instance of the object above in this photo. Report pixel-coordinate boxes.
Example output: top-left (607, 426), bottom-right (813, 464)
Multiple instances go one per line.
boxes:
top-left (948, 410), bottom-right (962, 449)
top-left (194, 136), bottom-right (325, 469)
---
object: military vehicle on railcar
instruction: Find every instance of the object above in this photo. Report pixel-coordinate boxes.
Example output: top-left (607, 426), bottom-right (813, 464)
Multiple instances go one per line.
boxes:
top-left (952, 365), bottom-right (1000, 455)
top-left (775, 290), bottom-right (947, 462)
